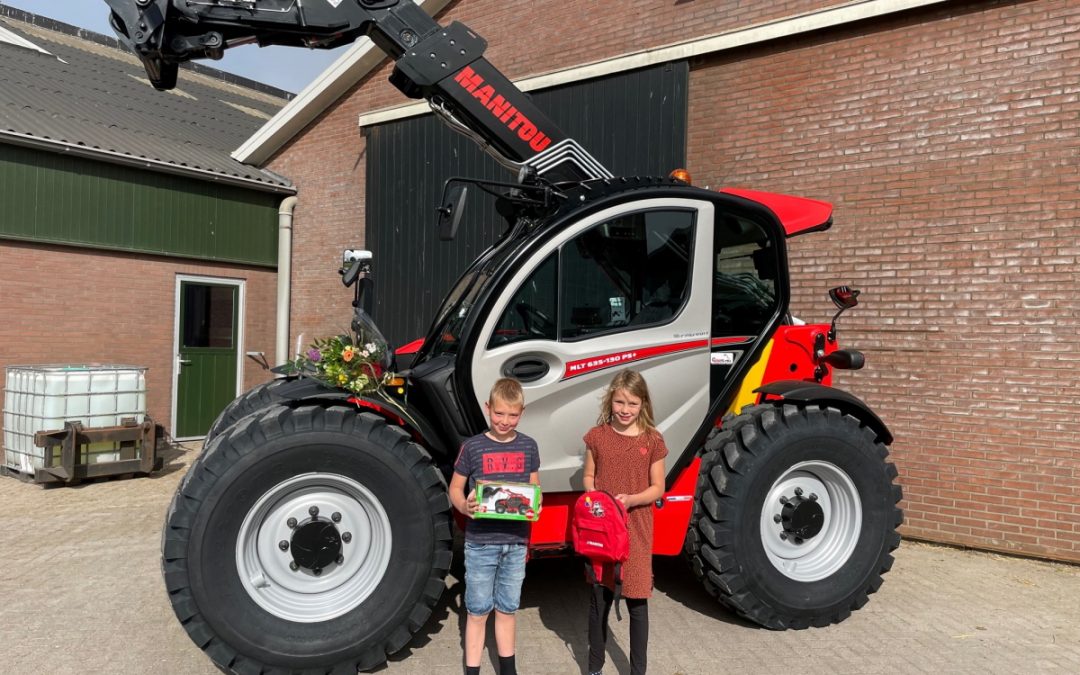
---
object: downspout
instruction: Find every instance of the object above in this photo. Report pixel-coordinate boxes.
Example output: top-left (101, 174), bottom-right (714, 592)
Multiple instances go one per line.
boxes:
top-left (276, 196), bottom-right (299, 369)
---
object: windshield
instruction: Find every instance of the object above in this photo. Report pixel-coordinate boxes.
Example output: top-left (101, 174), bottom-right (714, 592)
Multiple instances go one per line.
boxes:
top-left (423, 233), bottom-right (525, 359)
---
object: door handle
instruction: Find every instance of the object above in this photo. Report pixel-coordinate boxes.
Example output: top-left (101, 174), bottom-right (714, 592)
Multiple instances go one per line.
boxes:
top-left (178, 359), bottom-right (192, 365)
top-left (503, 358), bottom-right (549, 383)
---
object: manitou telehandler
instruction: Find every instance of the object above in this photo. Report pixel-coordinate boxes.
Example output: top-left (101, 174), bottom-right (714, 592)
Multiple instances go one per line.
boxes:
top-left (104, 1), bottom-right (903, 672)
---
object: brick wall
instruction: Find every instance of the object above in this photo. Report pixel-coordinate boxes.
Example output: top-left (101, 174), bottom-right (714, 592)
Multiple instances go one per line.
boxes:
top-left (688, 0), bottom-right (1080, 560)
top-left (0, 240), bottom-right (277, 440)
top-left (270, 0), bottom-right (1079, 561)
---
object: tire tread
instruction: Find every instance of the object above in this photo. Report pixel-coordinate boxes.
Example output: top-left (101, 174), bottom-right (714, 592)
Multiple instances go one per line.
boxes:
top-left (686, 403), bottom-right (902, 630)
top-left (162, 404), bottom-right (452, 673)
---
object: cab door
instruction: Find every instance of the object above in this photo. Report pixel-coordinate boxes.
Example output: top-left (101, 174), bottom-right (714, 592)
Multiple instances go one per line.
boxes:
top-left (470, 198), bottom-right (715, 491)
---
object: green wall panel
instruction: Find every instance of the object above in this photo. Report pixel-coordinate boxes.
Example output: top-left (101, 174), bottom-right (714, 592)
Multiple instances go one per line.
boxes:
top-left (0, 143), bottom-right (280, 267)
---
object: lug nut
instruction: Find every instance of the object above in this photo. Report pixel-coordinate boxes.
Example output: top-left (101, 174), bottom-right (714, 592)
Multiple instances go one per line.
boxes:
top-left (313, 567), bottom-right (323, 576)
top-left (287, 517), bottom-right (297, 529)
top-left (336, 555), bottom-right (345, 565)
top-left (278, 540), bottom-right (289, 551)
top-left (794, 487), bottom-right (804, 496)
top-left (779, 532), bottom-right (788, 540)
top-left (331, 512), bottom-right (342, 523)
top-left (773, 514), bottom-right (782, 523)
top-left (794, 536), bottom-right (804, 544)
top-left (289, 561), bottom-right (299, 571)
top-left (342, 532), bottom-right (352, 544)
top-left (309, 506), bottom-right (320, 518)
top-left (779, 496), bottom-right (789, 505)
top-left (809, 493), bottom-right (818, 502)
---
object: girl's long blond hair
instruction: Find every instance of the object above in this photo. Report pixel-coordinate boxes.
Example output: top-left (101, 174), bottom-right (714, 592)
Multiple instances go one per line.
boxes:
top-left (597, 369), bottom-right (656, 433)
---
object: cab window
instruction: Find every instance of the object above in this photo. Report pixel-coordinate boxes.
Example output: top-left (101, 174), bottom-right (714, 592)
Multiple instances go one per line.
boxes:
top-left (561, 210), bottom-right (694, 339)
top-left (489, 253), bottom-right (558, 348)
top-left (488, 209), bottom-right (695, 348)
top-left (712, 214), bottom-right (778, 335)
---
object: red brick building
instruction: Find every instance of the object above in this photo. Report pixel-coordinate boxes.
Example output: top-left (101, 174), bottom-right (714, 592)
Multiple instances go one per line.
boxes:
top-left (241, 0), bottom-right (1079, 561)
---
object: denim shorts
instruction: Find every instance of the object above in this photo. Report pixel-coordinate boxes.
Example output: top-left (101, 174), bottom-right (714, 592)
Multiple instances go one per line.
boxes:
top-left (463, 542), bottom-right (528, 615)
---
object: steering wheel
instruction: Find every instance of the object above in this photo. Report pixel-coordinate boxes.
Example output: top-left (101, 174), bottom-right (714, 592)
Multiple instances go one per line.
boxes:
top-left (515, 302), bottom-right (555, 337)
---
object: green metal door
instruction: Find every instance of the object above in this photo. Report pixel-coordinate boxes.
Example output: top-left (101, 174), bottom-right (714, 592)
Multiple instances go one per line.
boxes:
top-left (176, 280), bottom-right (239, 437)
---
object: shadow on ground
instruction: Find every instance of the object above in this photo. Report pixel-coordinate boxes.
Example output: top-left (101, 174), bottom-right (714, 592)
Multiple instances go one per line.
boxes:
top-left (652, 555), bottom-right (757, 629)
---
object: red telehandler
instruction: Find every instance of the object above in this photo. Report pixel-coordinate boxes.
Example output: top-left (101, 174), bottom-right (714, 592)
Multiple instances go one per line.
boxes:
top-left (105, 1), bottom-right (902, 672)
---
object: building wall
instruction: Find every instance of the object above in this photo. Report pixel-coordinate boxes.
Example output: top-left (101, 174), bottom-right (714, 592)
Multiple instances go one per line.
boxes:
top-left (0, 240), bottom-right (277, 441)
top-left (686, 0), bottom-right (1080, 560)
top-left (269, 0), bottom-right (1080, 561)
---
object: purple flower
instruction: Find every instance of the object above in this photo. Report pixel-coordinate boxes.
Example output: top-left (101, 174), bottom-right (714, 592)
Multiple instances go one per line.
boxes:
top-left (307, 348), bottom-right (322, 362)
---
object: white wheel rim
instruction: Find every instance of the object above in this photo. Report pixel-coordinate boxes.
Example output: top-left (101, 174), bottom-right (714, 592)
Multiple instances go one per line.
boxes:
top-left (759, 460), bottom-right (861, 582)
top-left (236, 472), bottom-right (393, 622)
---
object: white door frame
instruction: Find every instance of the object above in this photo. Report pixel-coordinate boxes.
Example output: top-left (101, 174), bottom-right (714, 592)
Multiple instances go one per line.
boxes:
top-left (171, 274), bottom-right (247, 439)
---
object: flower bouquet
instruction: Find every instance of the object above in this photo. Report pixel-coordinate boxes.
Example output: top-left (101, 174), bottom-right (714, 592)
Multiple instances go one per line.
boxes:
top-left (286, 332), bottom-right (388, 395)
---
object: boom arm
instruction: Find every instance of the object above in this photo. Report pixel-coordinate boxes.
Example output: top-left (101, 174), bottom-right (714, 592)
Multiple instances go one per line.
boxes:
top-left (104, 0), bottom-right (610, 181)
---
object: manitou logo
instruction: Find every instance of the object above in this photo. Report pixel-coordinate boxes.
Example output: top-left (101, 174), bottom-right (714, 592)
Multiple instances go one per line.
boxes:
top-left (453, 65), bottom-right (552, 153)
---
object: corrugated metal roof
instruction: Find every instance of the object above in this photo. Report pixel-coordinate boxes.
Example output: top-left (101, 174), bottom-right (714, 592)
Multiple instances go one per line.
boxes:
top-left (0, 9), bottom-right (294, 191)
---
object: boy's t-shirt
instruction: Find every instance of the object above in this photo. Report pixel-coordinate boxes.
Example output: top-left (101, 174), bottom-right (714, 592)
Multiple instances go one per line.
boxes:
top-left (453, 431), bottom-right (540, 545)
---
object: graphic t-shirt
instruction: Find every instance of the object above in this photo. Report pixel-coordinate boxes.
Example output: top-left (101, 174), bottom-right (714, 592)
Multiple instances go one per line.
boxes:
top-left (453, 431), bottom-right (540, 545)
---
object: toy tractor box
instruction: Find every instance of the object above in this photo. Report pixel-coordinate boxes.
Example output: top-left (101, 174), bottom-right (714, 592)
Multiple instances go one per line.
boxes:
top-left (474, 480), bottom-right (541, 522)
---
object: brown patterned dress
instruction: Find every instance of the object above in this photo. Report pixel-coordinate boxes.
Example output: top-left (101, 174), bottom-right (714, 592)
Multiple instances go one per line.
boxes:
top-left (583, 423), bottom-right (669, 599)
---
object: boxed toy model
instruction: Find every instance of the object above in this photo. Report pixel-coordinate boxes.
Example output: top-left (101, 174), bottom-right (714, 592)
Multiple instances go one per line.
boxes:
top-left (474, 480), bottom-right (541, 522)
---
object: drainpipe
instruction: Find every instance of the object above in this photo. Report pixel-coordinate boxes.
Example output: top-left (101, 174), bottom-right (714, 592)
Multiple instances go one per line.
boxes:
top-left (276, 196), bottom-right (298, 370)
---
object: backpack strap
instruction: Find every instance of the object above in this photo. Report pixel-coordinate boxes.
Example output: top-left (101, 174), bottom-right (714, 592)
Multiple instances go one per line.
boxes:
top-left (583, 560), bottom-right (625, 622)
top-left (583, 559), bottom-right (600, 585)
top-left (612, 561), bottom-right (624, 621)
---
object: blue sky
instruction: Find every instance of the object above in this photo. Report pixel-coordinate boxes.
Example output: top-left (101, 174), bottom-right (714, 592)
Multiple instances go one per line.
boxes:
top-left (2, 0), bottom-right (350, 93)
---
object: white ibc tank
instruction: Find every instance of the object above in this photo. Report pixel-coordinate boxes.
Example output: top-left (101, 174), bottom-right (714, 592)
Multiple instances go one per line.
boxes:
top-left (2, 365), bottom-right (148, 476)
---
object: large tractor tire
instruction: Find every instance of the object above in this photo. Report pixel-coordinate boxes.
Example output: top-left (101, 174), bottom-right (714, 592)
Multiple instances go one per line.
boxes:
top-left (163, 404), bottom-right (452, 673)
top-left (686, 403), bottom-right (902, 629)
top-left (205, 376), bottom-right (343, 445)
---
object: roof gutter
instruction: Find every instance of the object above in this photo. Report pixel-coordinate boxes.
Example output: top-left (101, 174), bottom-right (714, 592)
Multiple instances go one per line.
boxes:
top-left (1, 130), bottom-right (296, 195)
top-left (358, 0), bottom-right (951, 127)
top-left (232, 0), bottom-right (452, 166)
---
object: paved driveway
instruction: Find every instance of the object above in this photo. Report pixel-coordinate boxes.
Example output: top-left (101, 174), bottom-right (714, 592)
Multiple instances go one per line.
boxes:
top-left (2, 445), bottom-right (1078, 674)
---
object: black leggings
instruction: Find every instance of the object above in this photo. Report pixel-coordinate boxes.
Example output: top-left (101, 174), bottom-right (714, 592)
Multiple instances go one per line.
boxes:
top-left (587, 585), bottom-right (648, 675)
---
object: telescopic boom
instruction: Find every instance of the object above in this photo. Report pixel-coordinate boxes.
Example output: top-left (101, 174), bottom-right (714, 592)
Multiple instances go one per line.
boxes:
top-left (104, 0), bottom-right (610, 181)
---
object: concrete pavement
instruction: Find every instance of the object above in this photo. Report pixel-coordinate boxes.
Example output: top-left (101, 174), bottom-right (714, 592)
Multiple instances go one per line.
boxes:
top-left (1, 445), bottom-right (1078, 674)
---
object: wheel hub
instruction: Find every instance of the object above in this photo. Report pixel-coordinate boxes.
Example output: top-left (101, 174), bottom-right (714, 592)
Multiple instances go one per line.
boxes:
top-left (236, 472), bottom-right (392, 623)
top-left (759, 462), bottom-right (862, 582)
top-left (780, 495), bottom-right (824, 541)
top-left (290, 519), bottom-right (342, 573)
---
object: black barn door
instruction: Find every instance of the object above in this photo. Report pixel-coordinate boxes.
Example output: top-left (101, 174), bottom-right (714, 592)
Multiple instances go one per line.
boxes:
top-left (366, 62), bottom-right (688, 348)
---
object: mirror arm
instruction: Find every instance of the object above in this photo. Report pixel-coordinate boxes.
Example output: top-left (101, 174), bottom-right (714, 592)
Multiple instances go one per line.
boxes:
top-left (827, 307), bottom-right (848, 342)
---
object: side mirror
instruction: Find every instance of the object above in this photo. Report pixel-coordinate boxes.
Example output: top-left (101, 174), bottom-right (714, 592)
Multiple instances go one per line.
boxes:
top-left (437, 185), bottom-right (468, 241)
top-left (341, 259), bottom-right (363, 288)
top-left (829, 285), bottom-right (860, 310)
top-left (340, 250), bottom-right (372, 288)
top-left (826, 285), bottom-right (861, 342)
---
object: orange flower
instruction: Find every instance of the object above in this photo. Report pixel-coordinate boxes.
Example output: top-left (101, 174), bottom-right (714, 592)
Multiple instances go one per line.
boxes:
top-left (341, 346), bottom-right (356, 362)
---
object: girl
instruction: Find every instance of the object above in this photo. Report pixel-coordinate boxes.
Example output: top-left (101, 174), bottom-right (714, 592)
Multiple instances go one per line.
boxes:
top-left (582, 369), bottom-right (667, 675)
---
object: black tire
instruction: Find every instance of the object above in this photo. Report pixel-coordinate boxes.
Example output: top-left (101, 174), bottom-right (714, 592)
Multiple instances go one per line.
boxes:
top-left (163, 404), bottom-right (452, 673)
top-left (495, 502), bottom-right (507, 514)
top-left (204, 376), bottom-right (343, 445)
top-left (685, 403), bottom-right (902, 629)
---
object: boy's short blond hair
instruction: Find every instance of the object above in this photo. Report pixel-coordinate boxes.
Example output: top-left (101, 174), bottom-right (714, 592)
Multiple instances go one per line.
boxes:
top-left (489, 377), bottom-right (525, 408)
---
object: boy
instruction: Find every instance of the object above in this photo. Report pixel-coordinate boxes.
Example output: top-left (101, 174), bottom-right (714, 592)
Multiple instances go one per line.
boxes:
top-left (449, 378), bottom-right (540, 675)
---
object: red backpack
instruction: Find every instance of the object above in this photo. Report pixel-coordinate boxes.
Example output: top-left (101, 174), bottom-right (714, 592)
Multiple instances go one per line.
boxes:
top-left (572, 491), bottom-right (631, 617)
